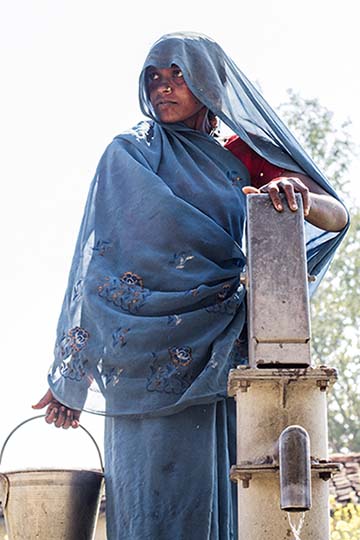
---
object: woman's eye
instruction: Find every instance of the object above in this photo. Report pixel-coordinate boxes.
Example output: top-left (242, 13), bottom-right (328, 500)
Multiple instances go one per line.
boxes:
top-left (148, 72), bottom-right (159, 81)
top-left (173, 69), bottom-right (183, 78)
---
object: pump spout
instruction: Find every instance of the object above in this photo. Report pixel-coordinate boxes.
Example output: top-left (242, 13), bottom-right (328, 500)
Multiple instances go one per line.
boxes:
top-left (279, 425), bottom-right (312, 512)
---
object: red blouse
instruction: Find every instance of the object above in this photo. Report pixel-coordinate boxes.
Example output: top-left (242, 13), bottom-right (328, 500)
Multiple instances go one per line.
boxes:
top-left (225, 135), bottom-right (285, 189)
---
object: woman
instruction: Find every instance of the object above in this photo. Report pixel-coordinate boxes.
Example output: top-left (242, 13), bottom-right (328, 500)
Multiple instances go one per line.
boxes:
top-left (33, 32), bottom-right (348, 539)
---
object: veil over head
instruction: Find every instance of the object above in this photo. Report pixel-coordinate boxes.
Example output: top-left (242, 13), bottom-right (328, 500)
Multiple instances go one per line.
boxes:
top-left (140, 31), bottom-right (349, 275)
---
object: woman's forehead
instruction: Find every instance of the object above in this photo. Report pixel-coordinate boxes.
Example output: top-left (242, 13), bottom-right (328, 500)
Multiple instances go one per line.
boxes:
top-left (147, 64), bottom-right (181, 72)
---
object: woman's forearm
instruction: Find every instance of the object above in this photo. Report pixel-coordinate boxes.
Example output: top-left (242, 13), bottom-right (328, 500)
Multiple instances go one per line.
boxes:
top-left (307, 192), bottom-right (348, 232)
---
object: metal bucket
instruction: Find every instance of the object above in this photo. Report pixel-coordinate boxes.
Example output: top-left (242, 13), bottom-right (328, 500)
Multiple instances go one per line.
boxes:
top-left (0, 415), bottom-right (104, 540)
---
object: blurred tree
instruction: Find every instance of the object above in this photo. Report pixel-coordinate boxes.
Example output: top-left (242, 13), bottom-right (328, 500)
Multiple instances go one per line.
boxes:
top-left (278, 90), bottom-right (359, 452)
top-left (330, 500), bottom-right (360, 538)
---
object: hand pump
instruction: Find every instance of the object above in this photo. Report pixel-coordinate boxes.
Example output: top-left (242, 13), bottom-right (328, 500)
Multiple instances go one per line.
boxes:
top-left (228, 194), bottom-right (339, 540)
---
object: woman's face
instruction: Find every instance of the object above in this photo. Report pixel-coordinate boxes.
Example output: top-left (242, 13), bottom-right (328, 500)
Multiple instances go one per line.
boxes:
top-left (147, 65), bottom-right (208, 130)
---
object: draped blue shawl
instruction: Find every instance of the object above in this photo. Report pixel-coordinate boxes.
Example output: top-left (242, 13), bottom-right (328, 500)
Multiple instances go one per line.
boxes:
top-left (48, 32), bottom-right (348, 416)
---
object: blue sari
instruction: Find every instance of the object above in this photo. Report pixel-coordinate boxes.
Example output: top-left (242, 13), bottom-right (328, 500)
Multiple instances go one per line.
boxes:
top-left (48, 32), bottom-right (348, 539)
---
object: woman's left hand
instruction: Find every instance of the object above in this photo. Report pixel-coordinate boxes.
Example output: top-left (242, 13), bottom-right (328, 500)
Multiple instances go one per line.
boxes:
top-left (242, 176), bottom-right (310, 216)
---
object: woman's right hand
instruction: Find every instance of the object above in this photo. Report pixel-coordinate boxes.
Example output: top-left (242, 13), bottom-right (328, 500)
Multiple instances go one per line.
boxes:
top-left (32, 389), bottom-right (81, 429)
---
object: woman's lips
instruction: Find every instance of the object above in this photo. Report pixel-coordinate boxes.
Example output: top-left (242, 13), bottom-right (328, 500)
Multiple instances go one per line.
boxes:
top-left (156, 101), bottom-right (177, 108)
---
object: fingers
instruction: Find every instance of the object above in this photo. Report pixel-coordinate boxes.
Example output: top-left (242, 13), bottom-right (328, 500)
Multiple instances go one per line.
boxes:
top-left (242, 186), bottom-right (260, 195)
top-left (56, 407), bottom-right (80, 429)
top-left (259, 177), bottom-right (310, 215)
top-left (281, 177), bottom-right (310, 215)
top-left (55, 406), bottom-right (67, 428)
top-left (282, 181), bottom-right (298, 211)
top-left (242, 183), bottom-right (285, 211)
top-left (45, 404), bottom-right (58, 424)
top-left (42, 398), bottom-right (81, 429)
top-left (261, 181), bottom-right (283, 212)
top-left (300, 185), bottom-right (310, 216)
top-left (72, 411), bottom-right (81, 429)
top-left (63, 409), bottom-right (74, 430)
top-left (32, 388), bottom-right (55, 410)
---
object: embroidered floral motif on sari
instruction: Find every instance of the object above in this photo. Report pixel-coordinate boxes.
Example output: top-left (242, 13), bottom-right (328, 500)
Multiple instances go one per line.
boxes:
top-left (98, 360), bottom-right (124, 387)
top-left (57, 326), bottom-right (90, 358)
top-left (206, 285), bottom-right (243, 315)
top-left (92, 239), bottom-right (112, 256)
top-left (112, 327), bottom-right (131, 347)
top-left (97, 272), bottom-right (151, 313)
top-left (56, 327), bottom-right (91, 382)
top-left (60, 355), bottom-right (89, 382)
top-left (146, 348), bottom-right (194, 394)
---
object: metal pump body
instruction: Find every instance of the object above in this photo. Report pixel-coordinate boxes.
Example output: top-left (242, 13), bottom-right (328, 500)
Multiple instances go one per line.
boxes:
top-left (246, 193), bottom-right (311, 368)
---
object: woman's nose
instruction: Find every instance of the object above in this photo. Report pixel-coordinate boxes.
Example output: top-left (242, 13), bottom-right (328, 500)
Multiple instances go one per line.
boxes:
top-left (160, 82), bottom-right (172, 94)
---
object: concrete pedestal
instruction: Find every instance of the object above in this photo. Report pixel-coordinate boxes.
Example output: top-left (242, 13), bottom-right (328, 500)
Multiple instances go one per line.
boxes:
top-left (228, 366), bottom-right (338, 540)
top-left (236, 473), bottom-right (330, 539)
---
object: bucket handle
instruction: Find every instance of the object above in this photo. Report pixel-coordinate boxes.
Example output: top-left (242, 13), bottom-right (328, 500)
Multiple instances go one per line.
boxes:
top-left (0, 414), bottom-right (104, 472)
top-left (0, 472), bottom-right (9, 509)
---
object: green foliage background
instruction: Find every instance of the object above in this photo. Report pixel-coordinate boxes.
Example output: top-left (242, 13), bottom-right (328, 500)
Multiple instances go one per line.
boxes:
top-left (331, 500), bottom-right (360, 539)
